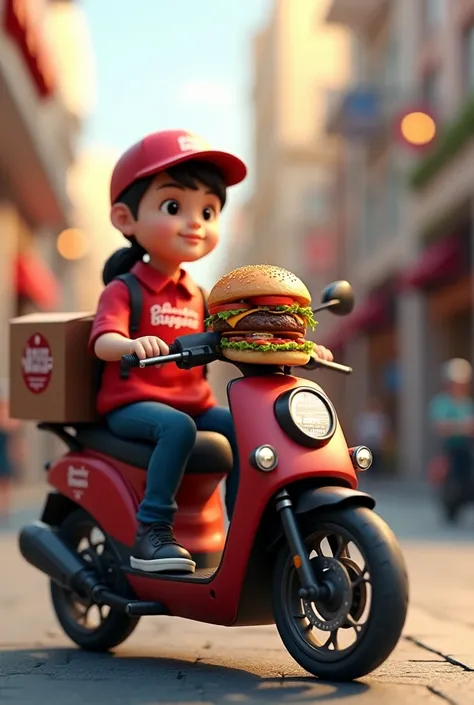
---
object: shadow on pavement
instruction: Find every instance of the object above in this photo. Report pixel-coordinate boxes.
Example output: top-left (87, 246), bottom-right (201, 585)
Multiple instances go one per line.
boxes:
top-left (0, 647), bottom-right (371, 703)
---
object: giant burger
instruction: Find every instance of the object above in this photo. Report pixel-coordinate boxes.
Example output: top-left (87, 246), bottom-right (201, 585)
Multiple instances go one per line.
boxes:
top-left (205, 264), bottom-right (317, 365)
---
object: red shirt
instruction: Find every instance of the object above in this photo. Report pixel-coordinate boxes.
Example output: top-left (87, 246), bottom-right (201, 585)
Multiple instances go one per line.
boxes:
top-left (89, 261), bottom-right (216, 417)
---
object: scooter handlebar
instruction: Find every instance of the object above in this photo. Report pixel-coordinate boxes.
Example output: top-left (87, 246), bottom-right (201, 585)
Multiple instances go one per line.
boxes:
top-left (120, 345), bottom-right (187, 371)
top-left (120, 333), bottom-right (221, 372)
top-left (119, 332), bottom-right (353, 375)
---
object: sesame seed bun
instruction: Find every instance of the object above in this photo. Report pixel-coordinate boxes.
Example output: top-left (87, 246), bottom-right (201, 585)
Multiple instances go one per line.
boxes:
top-left (208, 264), bottom-right (311, 307)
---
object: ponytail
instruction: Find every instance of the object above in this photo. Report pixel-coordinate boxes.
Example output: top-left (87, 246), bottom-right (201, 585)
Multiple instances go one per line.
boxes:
top-left (102, 238), bottom-right (147, 285)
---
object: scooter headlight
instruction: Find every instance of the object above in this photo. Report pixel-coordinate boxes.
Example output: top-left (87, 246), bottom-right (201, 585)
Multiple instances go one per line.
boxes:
top-left (274, 388), bottom-right (336, 448)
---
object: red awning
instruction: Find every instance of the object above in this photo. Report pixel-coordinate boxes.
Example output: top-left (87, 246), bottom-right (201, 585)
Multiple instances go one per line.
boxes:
top-left (321, 295), bottom-right (388, 349)
top-left (398, 237), bottom-right (462, 291)
top-left (14, 252), bottom-right (61, 310)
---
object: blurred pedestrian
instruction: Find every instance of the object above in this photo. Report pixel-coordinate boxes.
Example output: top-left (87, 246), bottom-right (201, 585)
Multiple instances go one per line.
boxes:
top-left (429, 358), bottom-right (474, 522)
top-left (0, 380), bottom-right (21, 524)
top-left (354, 398), bottom-right (390, 473)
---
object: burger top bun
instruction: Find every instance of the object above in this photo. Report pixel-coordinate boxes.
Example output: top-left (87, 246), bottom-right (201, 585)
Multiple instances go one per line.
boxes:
top-left (208, 264), bottom-right (311, 307)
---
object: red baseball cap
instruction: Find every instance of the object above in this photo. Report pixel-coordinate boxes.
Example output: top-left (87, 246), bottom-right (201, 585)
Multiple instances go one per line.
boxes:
top-left (110, 129), bottom-right (247, 203)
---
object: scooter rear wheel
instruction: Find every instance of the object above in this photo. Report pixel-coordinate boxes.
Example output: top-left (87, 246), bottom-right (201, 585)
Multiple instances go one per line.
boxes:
top-left (272, 506), bottom-right (408, 681)
top-left (50, 509), bottom-right (139, 651)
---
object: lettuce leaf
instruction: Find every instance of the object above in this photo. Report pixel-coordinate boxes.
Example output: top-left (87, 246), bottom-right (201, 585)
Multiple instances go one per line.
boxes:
top-left (220, 339), bottom-right (315, 353)
top-left (205, 308), bottom-right (248, 323)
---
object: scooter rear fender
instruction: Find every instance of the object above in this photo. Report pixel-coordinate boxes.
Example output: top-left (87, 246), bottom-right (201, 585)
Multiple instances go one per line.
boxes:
top-left (48, 451), bottom-right (139, 546)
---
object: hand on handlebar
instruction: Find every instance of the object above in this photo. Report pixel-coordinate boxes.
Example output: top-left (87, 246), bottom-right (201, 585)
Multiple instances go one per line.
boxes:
top-left (129, 336), bottom-right (169, 367)
top-left (312, 343), bottom-right (334, 362)
top-left (305, 343), bottom-right (352, 374)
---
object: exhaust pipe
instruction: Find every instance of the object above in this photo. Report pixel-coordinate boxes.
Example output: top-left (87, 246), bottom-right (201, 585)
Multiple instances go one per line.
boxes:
top-left (19, 521), bottom-right (171, 617)
top-left (19, 521), bottom-right (100, 596)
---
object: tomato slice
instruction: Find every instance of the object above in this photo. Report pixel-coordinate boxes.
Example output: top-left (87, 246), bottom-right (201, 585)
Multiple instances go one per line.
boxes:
top-left (208, 302), bottom-right (253, 315)
top-left (247, 295), bottom-right (295, 306)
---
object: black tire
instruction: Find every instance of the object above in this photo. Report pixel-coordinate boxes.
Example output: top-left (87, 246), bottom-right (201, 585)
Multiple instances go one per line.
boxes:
top-left (272, 506), bottom-right (408, 681)
top-left (50, 509), bottom-right (140, 651)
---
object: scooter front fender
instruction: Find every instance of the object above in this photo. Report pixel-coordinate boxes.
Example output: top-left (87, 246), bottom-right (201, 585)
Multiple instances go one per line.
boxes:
top-left (296, 486), bottom-right (376, 515)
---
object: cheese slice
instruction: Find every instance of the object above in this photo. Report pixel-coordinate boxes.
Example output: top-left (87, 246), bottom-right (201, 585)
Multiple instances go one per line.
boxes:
top-left (225, 309), bottom-right (259, 327)
top-left (225, 309), bottom-right (306, 328)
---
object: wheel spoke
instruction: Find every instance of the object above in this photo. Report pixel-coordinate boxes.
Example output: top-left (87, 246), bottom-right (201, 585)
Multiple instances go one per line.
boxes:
top-left (324, 629), bottom-right (340, 651)
top-left (351, 571), bottom-right (369, 588)
top-left (312, 537), bottom-right (324, 556)
top-left (329, 533), bottom-right (348, 559)
top-left (77, 606), bottom-right (90, 625)
top-left (345, 614), bottom-right (364, 632)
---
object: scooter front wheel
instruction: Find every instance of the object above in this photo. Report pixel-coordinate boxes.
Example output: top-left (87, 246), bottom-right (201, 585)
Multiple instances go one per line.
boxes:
top-left (272, 506), bottom-right (408, 681)
top-left (50, 509), bottom-right (140, 651)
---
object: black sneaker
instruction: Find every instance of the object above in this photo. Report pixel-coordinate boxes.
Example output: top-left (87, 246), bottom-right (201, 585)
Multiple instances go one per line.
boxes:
top-left (130, 523), bottom-right (196, 573)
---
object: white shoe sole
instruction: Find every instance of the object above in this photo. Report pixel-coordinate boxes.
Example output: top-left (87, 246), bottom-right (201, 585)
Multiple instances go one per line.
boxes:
top-left (130, 556), bottom-right (196, 573)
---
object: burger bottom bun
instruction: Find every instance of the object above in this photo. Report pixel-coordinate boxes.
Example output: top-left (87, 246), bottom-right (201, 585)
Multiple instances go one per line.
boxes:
top-left (222, 348), bottom-right (311, 366)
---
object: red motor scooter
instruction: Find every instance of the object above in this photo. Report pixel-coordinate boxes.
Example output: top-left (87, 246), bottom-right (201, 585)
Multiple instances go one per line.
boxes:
top-left (18, 280), bottom-right (408, 682)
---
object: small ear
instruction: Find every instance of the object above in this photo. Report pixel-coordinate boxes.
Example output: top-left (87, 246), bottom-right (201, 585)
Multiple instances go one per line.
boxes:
top-left (110, 203), bottom-right (135, 235)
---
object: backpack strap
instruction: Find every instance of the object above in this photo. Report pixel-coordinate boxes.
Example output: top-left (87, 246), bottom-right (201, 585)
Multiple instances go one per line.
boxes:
top-left (115, 273), bottom-right (143, 379)
top-left (116, 272), bottom-right (143, 335)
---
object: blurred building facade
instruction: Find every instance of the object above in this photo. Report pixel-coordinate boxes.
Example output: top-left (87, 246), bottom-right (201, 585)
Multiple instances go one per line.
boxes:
top-left (213, 0), bottom-right (352, 405)
top-left (248, 0), bottom-right (350, 293)
top-left (323, 0), bottom-right (474, 476)
top-left (0, 0), bottom-right (96, 482)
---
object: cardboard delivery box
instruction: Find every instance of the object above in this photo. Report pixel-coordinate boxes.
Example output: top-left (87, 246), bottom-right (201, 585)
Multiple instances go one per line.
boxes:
top-left (9, 312), bottom-right (100, 423)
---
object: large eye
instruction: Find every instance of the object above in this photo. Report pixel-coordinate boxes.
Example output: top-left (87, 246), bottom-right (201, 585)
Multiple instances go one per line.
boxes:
top-left (202, 206), bottom-right (216, 221)
top-left (160, 199), bottom-right (180, 215)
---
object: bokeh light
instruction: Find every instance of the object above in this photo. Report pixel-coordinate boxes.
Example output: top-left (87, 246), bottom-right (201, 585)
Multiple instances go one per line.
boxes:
top-left (400, 111), bottom-right (437, 146)
top-left (56, 228), bottom-right (89, 260)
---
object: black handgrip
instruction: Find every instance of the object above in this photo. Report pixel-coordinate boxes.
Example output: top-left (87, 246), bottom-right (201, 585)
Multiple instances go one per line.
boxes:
top-left (120, 353), bottom-right (141, 371)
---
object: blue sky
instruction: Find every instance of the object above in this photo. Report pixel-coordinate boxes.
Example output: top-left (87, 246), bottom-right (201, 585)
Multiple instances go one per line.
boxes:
top-left (79, 0), bottom-right (271, 286)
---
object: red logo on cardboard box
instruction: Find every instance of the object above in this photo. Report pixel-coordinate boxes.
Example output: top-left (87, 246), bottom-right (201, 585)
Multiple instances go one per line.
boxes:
top-left (21, 333), bottom-right (53, 394)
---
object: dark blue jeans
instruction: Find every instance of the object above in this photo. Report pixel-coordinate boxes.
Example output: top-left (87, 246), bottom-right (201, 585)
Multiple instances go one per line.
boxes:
top-left (106, 403), bottom-right (238, 526)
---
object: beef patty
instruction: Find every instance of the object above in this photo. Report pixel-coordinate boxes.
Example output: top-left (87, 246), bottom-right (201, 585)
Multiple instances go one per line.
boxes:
top-left (213, 311), bottom-right (305, 334)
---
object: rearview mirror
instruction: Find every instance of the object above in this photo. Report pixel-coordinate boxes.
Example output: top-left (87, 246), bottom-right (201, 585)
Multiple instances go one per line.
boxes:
top-left (321, 280), bottom-right (355, 316)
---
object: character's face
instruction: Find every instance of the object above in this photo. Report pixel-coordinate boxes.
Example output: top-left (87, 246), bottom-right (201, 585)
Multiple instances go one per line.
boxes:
top-left (110, 170), bottom-right (221, 266)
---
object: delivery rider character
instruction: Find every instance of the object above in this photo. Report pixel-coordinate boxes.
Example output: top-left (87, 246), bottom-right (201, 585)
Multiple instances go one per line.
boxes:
top-left (89, 129), bottom-right (334, 574)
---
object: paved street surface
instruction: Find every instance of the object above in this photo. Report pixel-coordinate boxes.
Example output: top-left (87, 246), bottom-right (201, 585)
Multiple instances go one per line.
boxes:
top-left (1, 480), bottom-right (474, 704)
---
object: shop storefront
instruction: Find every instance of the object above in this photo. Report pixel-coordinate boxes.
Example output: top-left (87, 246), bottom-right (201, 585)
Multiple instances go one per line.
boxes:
top-left (399, 226), bottom-right (472, 398)
top-left (322, 285), bottom-right (397, 457)
top-left (0, 0), bottom-right (91, 482)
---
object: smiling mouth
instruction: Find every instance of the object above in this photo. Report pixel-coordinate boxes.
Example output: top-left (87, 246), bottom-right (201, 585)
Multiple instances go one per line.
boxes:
top-left (179, 233), bottom-right (205, 242)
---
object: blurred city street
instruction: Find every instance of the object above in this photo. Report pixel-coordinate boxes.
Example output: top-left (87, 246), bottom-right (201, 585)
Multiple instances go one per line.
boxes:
top-left (1, 480), bottom-right (473, 705)
top-left (2, 1), bottom-right (474, 703)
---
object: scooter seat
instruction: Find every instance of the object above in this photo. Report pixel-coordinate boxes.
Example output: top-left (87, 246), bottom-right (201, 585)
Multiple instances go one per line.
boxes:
top-left (73, 426), bottom-right (233, 475)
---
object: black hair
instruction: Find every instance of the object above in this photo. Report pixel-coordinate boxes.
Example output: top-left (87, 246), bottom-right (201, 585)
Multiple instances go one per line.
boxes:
top-left (102, 160), bottom-right (227, 285)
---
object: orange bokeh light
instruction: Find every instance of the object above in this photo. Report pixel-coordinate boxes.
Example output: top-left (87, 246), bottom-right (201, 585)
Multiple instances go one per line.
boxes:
top-left (56, 228), bottom-right (89, 260)
top-left (400, 111), bottom-right (437, 146)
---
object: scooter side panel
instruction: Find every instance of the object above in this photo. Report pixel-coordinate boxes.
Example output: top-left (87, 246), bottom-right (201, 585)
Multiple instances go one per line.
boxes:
top-left (48, 451), bottom-right (139, 546)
